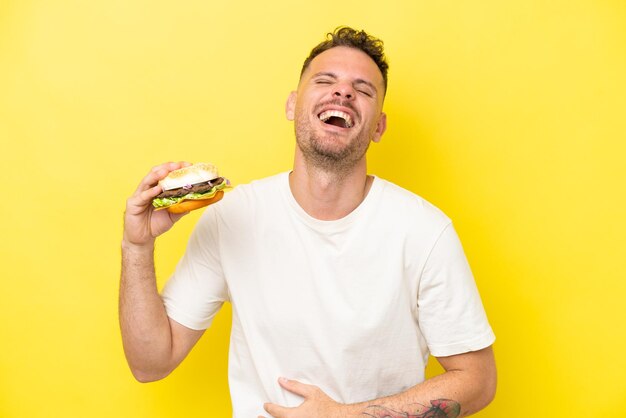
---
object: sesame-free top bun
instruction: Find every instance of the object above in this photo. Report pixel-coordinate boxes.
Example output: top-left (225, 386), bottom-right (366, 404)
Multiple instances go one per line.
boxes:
top-left (158, 163), bottom-right (219, 191)
top-left (165, 190), bottom-right (224, 214)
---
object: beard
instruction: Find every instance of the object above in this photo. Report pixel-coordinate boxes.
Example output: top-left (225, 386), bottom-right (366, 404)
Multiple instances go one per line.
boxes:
top-left (294, 101), bottom-right (373, 175)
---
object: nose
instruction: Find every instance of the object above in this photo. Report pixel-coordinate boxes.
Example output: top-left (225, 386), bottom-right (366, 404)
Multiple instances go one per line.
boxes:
top-left (332, 82), bottom-right (355, 100)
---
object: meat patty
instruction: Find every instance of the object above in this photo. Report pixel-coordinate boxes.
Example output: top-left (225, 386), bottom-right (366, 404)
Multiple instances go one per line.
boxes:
top-left (156, 177), bottom-right (224, 199)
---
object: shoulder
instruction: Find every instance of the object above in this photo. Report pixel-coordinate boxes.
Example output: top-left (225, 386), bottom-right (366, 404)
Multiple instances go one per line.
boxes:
top-left (374, 177), bottom-right (451, 229)
top-left (216, 171), bottom-right (286, 207)
top-left (196, 171), bottom-right (287, 227)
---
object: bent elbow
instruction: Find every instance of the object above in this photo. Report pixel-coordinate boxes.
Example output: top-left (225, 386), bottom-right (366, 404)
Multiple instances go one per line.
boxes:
top-left (479, 363), bottom-right (498, 409)
top-left (132, 372), bottom-right (160, 384)
top-left (129, 366), bottom-right (171, 383)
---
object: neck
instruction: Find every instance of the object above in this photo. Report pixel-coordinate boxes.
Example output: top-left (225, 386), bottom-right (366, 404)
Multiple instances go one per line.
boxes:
top-left (289, 149), bottom-right (373, 221)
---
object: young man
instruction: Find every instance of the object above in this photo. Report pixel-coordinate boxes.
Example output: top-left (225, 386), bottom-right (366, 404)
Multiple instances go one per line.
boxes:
top-left (120, 27), bottom-right (496, 418)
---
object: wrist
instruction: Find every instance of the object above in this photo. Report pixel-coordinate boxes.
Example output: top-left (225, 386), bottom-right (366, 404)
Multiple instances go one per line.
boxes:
top-left (121, 238), bottom-right (155, 254)
top-left (343, 404), bottom-right (359, 417)
top-left (333, 401), bottom-right (359, 418)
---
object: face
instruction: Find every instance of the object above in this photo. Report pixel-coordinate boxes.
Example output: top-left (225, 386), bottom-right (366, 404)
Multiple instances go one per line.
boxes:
top-left (286, 46), bottom-right (387, 173)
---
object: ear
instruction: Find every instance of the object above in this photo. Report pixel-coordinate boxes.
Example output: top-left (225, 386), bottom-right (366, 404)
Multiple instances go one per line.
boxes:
top-left (285, 91), bottom-right (297, 121)
top-left (371, 112), bottom-right (387, 143)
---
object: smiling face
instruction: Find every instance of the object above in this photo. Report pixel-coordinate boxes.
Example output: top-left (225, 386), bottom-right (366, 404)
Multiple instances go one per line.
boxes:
top-left (286, 46), bottom-right (387, 174)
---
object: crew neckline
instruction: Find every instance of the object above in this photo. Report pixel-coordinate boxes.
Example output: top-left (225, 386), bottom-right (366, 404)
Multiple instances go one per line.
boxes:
top-left (280, 171), bottom-right (383, 234)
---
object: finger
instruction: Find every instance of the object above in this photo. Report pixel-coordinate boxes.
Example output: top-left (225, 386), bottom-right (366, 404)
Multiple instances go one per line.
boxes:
top-left (129, 162), bottom-right (193, 210)
top-left (141, 161), bottom-right (191, 188)
top-left (138, 161), bottom-right (188, 193)
top-left (263, 402), bottom-right (293, 418)
top-left (135, 184), bottom-right (162, 203)
top-left (134, 168), bottom-right (167, 195)
top-left (169, 210), bottom-right (189, 223)
top-left (278, 377), bottom-right (316, 398)
top-left (149, 161), bottom-right (187, 174)
top-left (126, 184), bottom-right (162, 212)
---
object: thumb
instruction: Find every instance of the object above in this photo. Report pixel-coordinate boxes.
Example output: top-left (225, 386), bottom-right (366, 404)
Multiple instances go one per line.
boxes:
top-left (278, 377), bottom-right (316, 398)
top-left (169, 211), bottom-right (189, 223)
top-left (264, 402), bottom-right (294, 418)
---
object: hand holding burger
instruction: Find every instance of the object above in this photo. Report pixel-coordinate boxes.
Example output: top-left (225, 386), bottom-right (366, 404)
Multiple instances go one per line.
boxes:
top-left (152, 162), bottom-right (229, 213)
top-left (123, 162), bottom-right (229, 250)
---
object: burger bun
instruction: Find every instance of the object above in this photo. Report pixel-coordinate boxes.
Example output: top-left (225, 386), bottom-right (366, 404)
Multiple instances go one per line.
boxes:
top-left (159, 163), bottom-right (219, 191)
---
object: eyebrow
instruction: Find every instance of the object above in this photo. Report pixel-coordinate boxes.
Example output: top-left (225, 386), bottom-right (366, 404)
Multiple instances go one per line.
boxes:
top-left (312, 72), bottom-right (378, 94)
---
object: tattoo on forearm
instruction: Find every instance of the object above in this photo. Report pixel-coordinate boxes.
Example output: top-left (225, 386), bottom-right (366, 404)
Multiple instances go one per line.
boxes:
top-left (362, 399), bottom-right (461, 418)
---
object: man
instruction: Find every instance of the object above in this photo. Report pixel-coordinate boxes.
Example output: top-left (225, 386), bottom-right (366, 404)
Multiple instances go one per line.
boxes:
top-left (120, 27), bottom-right (496, 418)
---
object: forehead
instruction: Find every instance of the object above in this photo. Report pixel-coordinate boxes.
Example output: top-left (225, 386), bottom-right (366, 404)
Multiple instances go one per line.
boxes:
top-left (302, 46), bottom-right (384, 89)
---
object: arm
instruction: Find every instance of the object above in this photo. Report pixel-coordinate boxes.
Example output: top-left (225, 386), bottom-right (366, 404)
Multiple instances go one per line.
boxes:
top-left (119, 161), bottom-right (204, 382)
top-left (353, 346), bottom-right (496, 417)
top-left (262, 346), bottom-right (496, 418)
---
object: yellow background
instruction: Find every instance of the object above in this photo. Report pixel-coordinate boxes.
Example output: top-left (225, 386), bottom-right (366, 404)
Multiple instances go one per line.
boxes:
top-left (1, 1), bottom-right (625, 416)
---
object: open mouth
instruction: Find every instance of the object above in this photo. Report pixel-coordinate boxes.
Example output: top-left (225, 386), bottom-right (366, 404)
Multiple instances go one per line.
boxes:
top-left (319, 110), bottom-right (354, 128)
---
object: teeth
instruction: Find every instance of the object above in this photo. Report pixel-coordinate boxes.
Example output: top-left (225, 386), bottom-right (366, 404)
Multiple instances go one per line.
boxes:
top-left (319, 110), bottom-right (353, 128)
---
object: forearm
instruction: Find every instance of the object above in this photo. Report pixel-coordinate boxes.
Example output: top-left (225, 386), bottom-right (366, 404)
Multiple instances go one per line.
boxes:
top-left (345, 348), bottom-right (496, 418)
top-left (344, 374), bottom-right (483, 417)
top-left (119, 241), bottom-right (173, 381)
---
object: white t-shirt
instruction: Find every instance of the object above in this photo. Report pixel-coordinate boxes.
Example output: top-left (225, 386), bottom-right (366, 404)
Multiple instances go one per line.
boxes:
top-left (162, 172), bottom-right (495, 417)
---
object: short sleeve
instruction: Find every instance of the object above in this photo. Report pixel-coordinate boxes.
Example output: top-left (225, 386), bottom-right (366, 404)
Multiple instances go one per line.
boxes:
top-left (161, 207), bottom-right (229, 330)
top-left (417, 223), bottom-right (495, 357)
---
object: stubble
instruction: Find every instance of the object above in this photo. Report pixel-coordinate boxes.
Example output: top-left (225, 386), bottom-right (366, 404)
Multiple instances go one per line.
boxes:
top-left (294, 101), bottom-right (372, 176)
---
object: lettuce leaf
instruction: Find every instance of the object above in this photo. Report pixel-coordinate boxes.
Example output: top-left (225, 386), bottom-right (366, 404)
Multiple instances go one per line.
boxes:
top-left (152, 181), bottom-right (228, 209)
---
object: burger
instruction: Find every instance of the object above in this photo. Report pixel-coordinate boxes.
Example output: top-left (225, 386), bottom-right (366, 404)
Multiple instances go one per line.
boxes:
top-left (152, 163), bottom-right (229, 213)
